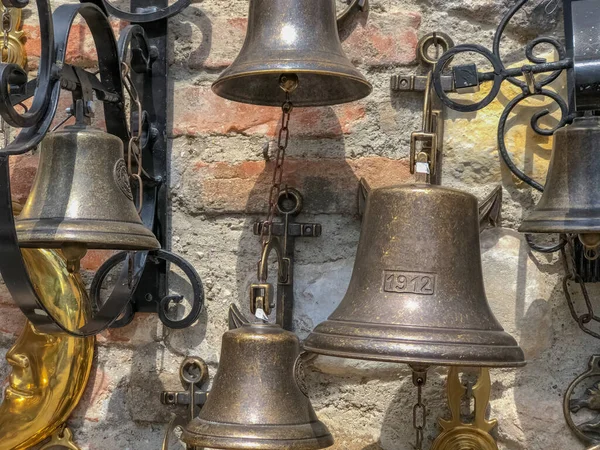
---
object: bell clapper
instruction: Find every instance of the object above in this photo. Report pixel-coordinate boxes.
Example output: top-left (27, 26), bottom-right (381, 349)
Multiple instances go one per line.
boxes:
top-left (279, 73), bottom-right (299, 94)
top-left (61, 243), bottom-right (88, 274)
top-left (579, 233), bottom-right (600, 261)
top-left (410, 365), bottom-right (429, 450)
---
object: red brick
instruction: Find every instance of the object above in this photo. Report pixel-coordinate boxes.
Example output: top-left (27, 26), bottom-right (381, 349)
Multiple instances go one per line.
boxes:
top-left (72, 364), bottom-right (112, 422)
top-left (0, 305), bottom-right (26, 339)
top-left (186, 11), bottom-right (420, 71)
top-left (173, 86), bottom-right (366, 137)
top-left (181, 157), bottom-right (411, 215)
top-left (9, 153), bottom-right (38, 205)
top-left (23, 20), bottom-right (125, 70)
top-left (81, 250), bottom-right (115, 272)
top-left (97, 313), bottom-right (159, 346)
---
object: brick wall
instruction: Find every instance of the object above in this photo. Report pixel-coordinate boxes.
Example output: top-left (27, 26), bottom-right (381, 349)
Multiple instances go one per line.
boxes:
top-left (0, 1), bottom-right (592, 449)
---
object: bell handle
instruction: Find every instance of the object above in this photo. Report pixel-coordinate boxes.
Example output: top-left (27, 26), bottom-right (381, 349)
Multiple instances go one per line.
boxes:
top-left (337, 0), bottom-right (367, 29)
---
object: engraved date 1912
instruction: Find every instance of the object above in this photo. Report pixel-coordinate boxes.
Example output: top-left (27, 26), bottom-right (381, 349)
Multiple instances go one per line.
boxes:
top-left (383, 270), bottom-right (436, 295)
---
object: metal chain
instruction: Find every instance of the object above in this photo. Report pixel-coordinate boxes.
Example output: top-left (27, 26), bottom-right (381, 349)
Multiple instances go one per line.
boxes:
top-left (121, 61), bottom-right (144, 213)
top-left (412, 374), bottom-right (427, 450)
top-left (259, 92), bottom-right (293, 250)
top-left (561, 234), bottom-right (600, 340)
top-left (1, 6), bottom-right (11, 149)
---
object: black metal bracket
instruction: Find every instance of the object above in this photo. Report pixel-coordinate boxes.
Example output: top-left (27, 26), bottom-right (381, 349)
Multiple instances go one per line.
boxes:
top-left (0, 0), bottom-right (201, 334)
top-left (252, 187), bottom-right (321, 331)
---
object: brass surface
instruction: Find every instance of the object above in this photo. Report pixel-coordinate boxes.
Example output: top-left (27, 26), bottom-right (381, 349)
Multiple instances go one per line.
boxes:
top-left (431, 367), bottom-right (497, 450)
top-left (212, 0), bottom-right (372, 107)
top-left (182, 323), bottom-right (334, 449)
top-left (16, 125), bottom-right (160, 252)
top-left (520, 117), bottom-right (600, 258)
top-left (0, 5), bottom-right (26, 67)
top-left (304, 184), bottom-right (525, 367)
top-left (0, 248), bottom-right (95, 449)
top-left (39, 426), bottom-right (81, 450)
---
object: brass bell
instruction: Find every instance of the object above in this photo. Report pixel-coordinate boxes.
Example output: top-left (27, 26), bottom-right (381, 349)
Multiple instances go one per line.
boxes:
top-left (519, 116), bottom-right (600, 260)
top-left (304, 184), bottom-right (525, 367)
top-left (16, 125), bottom-right (160, 262)
top-left (212, 0), bottom-right (372, 106)
top-left (182, 323), bottom-right (334, 449)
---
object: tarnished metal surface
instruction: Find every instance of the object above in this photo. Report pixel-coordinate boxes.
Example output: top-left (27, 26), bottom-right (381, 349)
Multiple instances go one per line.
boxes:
top-left (565, 355), bottom-right (600, 445)
top-left (182, 323), bottom-right (333, 449)
top-left (16, 125), bottom-right (160, 251)
top-left (211, 0), bottom-right (372, 107)
top-left (304, 184), bottom-right (525, 367)
top-left (520, 117), bottom-right (600, 259)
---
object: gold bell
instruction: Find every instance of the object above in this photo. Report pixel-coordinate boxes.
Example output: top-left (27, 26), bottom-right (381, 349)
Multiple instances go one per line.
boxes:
top-left (304, 184), bottom-right (525, 367)
top-left (182, 323), bottom-right (334, 449)
top-left (16, 125), bottom-right (160, 266)
top-left (520, 116), bottom-right (600, 260)
top-left (211, 0), bottom-right (372, 106)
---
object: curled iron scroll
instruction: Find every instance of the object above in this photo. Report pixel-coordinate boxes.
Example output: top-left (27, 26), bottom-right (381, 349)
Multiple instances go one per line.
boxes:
top-left (90, 250), bottom-right (204, 329)
top-left (564, 355), bottom-right (600, 445)
top-left (337, 0), bottom-right (367, 29)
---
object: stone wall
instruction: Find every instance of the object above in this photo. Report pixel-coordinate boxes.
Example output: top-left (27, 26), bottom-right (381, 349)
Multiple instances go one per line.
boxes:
top-left (0, 0), bottom-right (594, 449)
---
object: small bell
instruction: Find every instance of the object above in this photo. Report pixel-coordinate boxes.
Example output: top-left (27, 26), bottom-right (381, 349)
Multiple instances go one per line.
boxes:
top-left (304, 183), bottom-right (524, 367)
top-left (182, 323), bottom-right (334, 449)
top-left (16, 124), bottom-right (160, 268)
top-left (520, 116), bottom-right (600, 260)
top-left (212, 0), bottom-right (372, 107)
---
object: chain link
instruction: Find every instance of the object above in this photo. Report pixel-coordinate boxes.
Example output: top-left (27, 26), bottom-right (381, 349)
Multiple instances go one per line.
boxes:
top-left (1, 6), bottom-right (12, 149)
top-left (259, 93), bottom-right (293, 253)
top-left (561, 234), bottom-right (600, 340)
top-left (122, 62), bottom-right (144, 213)
top-left (412, 374), bottom-right (426, 450)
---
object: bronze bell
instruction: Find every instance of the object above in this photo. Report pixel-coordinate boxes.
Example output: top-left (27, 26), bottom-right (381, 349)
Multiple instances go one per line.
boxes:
top-left (520, 116), bottom-right (600, 259)
top-left (182, 323), bottom-right (334, 449)
top-left (211, 0), bottom-right (372, 107)
top-left (304, 184), bottom-right (525, 367)
top-left (16, 125), bottom-right (160, 258)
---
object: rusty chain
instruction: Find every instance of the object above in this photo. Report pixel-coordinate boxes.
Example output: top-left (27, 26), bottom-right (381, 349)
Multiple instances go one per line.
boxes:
top-left (121, 61), bottom-right (144, 213)
top-left (1, 7), bottom-right (11, 149)
top-left (260, 92), bottom-right (293, 249)
top-left (561, 234), bottom-right (600, 340)
top-left (411, 371), bottom-right (427, 450)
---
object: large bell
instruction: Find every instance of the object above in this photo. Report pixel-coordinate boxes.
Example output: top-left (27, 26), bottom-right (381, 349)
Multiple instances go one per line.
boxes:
top-left (182, 323), bottom-right (334, 449)
top-left (16, 125), bottom-right (160, 252)
top-left (304, 184), bottom-right (525, 367)
top-left (211, 0), bottom-right (372, 107)
top-left (520, 116), bottom-right (600, 259)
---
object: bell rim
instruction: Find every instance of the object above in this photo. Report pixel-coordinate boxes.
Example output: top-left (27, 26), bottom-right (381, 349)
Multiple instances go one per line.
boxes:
top-left (211, 69), bottom-right (373, 107)
top-left (182, 419), bottom-right (334, 450)
top-left (519, 216), bottom-right (600, 234)
top-left (303, 320), bottom-right (526, 368)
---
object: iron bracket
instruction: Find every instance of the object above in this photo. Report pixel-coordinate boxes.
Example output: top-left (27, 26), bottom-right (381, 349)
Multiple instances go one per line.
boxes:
top-left (252, 187), bottom-right (321, 331)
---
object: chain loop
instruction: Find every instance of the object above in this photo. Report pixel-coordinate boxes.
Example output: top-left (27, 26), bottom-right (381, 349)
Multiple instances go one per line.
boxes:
top-left (122, 61), bottom-right (144, 213)
top-left (260, 93), bottom-right (293, 248)
top-left (412, 373), bottom-right (427, 450)
top-left (561, 234), bottom-right (600, 340)
top-left (1, 6), bottom-right (12, 149)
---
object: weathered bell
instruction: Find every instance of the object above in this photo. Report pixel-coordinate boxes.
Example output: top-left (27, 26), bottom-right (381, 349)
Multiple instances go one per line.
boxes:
top-left (182, 323), bottom-right (334, 449)
top-left (211, 0), bottom-right (372, 107)
top-left (520, 116), bottom-right (600, 259)
top-left (304, 184), bottom-right (525, 367)
top-left (16, 125), bottom-right (160, 253)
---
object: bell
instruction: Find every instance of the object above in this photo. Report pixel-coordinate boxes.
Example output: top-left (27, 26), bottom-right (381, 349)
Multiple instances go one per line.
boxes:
top-left (211, 0), bottom-right (372, 107)
top-left (16, 125), bottom-right (160, 255)
top-left (182, 323), bottom-right (334, 449)
top-left (304, 184), bottom-right (525, 367)
top-left (519, 116), bottom-right (600, 259)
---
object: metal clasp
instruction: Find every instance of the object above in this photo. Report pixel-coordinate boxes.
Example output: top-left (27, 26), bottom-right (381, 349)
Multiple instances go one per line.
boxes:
top-left (410, 72), bottom-right (442, 180)
top-left (250, 236), bottom-right (288, 320)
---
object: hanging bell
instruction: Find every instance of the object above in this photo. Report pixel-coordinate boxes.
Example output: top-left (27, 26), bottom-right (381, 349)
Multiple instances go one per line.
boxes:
top-left (16, 125), bottom-right (160, 259)
top-left (211, 0), bottom-right (372, 107)
top-left (519, 116), bottom-right (600, 260)
top-left (304, 184), bottom-right (525, 367)
top-left (182, 323), bottom-right (334, 449)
